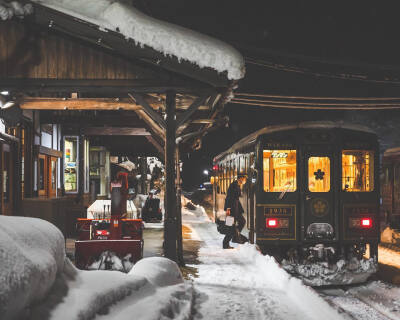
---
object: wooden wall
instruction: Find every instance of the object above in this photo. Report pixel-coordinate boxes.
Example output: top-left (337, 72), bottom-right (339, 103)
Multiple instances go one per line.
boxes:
top-left (0, 20), bottom-right (157, 80)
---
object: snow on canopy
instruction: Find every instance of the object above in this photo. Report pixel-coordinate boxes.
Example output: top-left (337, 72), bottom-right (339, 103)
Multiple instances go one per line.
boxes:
top-left (0, 216), bottom-right (65, 320)
top-left (32, 0), bottom-right (245, 80)
top-left (0, 1), bottom-right (33, 20)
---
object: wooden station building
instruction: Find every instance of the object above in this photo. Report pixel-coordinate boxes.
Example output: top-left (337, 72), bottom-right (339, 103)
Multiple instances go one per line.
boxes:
top-left (0, 2), bottom-right (241, 261)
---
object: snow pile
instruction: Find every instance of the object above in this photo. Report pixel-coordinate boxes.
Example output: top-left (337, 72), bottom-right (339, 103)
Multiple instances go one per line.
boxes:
top-left (0, 1), bottom-right (33, 20)
top-left (238, 244), bottom-right (342, 320)
top-left (381, 226), bottom-right (400, 245)
top-left (0, 216), bottom-right (65, 320)
top-left (88, 251), bottom-right (135, 272)
top-left (130, 257), bottom-right (183, 287)
top-left (282, 258), bottom-right (377, 286)
top-left (181, 196), bottom-right (210, 223)
top-left (87, 199), bottom-right (137, 219)
top-left (183, 201), bottom-right (341, 320)
top-left (32, 0), bottom-right (245, 80)
top-left (31, 259), bottom-right (151, 320)
top-left (31, 257), bottom-right (192, 320)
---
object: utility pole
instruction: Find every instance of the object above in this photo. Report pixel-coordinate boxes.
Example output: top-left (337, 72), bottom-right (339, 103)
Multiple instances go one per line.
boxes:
top-left (164, 90), bottom-right (178, 261)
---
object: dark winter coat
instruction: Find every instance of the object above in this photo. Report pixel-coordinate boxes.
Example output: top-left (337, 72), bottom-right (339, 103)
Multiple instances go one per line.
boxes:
top-left (224, 180), bottom-right (244, 218)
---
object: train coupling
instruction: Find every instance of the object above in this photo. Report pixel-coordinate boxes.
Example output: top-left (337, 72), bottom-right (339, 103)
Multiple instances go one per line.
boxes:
top-left (307, 244), bottom-right (335, 262)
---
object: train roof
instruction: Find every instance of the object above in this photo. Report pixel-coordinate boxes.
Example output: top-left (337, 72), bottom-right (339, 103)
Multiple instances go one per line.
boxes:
top-left (214, 121), bottom-right (375, 163)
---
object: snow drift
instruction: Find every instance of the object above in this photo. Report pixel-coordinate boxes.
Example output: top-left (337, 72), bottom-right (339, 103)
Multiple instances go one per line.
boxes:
top-left (131, 256), bottom-right (183, 287)
top-left (0, 215), bottom-right (191, 320)
top-left (0, 216), bottom-right (65, 320)
top-left (32, 0), bottom-right (245, 80)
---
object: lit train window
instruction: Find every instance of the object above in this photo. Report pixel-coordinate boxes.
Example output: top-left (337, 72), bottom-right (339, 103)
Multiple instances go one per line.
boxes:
top-left (342, 150), bottom-right (374, 192)
top-left (263, 150), bottom-right (296, 192)
top-left (308, 157), bottom-right (331, 192)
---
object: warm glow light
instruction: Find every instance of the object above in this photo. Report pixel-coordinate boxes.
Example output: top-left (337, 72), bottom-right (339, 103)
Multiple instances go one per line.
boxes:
top-left (266, 218), bottom-right (278, 228)
top-left (361, 218), bottom-right (372, 228)
top-left (342, 150), bottom-right (374, 192)
top-left (263, 149), bottom-right (297, 192)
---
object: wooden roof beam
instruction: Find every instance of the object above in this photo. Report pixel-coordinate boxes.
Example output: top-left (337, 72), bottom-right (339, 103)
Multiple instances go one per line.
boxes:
top-left (83, 127), bottom-right (150, 136)
top-left (129, 93), bottom-right (166, 130)
top-left (176, 95), bottom-right (209, 128)
top-left (19, 98), bottom-right (140, 110)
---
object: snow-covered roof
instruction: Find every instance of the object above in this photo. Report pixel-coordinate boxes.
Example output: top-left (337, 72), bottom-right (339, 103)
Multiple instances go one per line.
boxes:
top-left (32, 0), bottom-right (245, 80)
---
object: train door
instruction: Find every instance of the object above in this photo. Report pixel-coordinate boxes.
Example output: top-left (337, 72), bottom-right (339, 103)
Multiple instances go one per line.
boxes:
top-left (1, 143), bottom-right (14, 215)
top-left (302, 146), bottom-right (335, 240)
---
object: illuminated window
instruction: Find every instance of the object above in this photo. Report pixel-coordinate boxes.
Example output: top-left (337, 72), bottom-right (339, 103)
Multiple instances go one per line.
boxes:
top-left (263, 150), bottom-right (296, 192)
top-left (64, 136), bottom-right (78, 193)
top-left (342, 150), bottom-right (374, 192)
top-left (308, 157), bottom-right (330, 192)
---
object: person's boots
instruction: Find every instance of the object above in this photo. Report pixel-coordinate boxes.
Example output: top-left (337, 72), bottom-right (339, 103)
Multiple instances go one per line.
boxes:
top-left (223, 237), bottom-right (233, 249)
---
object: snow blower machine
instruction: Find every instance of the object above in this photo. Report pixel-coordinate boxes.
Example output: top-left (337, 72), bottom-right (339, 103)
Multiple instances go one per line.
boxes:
top-left (75, 172), bottom-right (143, 272)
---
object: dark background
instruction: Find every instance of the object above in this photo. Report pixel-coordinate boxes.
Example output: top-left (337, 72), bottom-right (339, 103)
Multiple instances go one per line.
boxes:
top-left (131, 0), bottom-right (400, 189)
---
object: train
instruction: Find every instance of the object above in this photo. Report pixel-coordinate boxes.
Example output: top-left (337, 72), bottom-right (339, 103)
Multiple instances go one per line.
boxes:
top-left (381, 147), bottom-right (400, 229)
top-left (212, 122), bottom-right (380, 285)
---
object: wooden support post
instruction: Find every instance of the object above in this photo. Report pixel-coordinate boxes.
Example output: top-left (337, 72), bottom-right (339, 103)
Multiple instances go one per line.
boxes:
top-left (164, 90), bottom-right (178, 261)
top-left (176, 146), bottom-right (184, 266)
top-left (140, 157), bottom-right (147, 195)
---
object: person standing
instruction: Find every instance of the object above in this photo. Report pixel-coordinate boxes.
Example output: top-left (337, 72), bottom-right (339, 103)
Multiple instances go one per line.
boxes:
top-left (223, 174), bottom-right (248, 249)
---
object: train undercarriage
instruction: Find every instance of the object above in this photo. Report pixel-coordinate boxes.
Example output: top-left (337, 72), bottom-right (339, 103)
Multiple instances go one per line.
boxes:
top-left (259, 243), bottom-right (378, 286)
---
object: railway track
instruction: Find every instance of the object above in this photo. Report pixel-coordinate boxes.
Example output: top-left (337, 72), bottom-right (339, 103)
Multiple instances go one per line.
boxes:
top-left (317, 282), bottom-right (400, 320)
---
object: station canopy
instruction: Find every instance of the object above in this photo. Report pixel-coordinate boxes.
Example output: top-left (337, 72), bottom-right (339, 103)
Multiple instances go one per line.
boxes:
top-left (0, 0), bottom-right (245, 155)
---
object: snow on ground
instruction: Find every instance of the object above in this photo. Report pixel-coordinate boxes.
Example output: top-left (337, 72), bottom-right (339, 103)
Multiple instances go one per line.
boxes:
top-left (31, 257), bottom-right (192, 320)
top-left (282, 257), bottom-right (377, 286)
top-left (320, 281), bottom-right (400, 320)
top-left (0, 216), bottom-right (65, 320)
top-left (181, 200), bottom-right (342, 320)
top-left (32, 0), bottom-right (245, 80)
top-left (378, 245), bottom-right (400, 269)
top-left (0, 215), bottom-right (191, 320)
top-left (381, 227), bottom-right (400, 246)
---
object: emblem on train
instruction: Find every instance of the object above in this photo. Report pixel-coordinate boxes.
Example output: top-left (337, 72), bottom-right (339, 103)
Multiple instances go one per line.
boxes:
top-left (314, 169), bottom-right (325, 180)
top-left (310, 198), bottom-right (329, 217)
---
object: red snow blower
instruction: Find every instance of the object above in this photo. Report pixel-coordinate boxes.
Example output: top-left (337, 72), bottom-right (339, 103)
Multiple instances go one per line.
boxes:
top-left (75, 172), bottom-right (143, 271)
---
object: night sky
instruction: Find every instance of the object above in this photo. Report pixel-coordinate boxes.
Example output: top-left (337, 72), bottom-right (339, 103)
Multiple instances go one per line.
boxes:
top-left (134, 0), bottom-right (400, 189)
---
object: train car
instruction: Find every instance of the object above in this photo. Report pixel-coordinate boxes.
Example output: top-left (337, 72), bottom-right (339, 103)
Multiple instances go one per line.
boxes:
top-left (381, 147), bottom-right (400, 229)
top-left (212, 122), bottom-right (380, 285)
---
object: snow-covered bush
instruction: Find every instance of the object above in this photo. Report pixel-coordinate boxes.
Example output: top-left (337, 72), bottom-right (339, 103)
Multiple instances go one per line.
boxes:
top-left (0, 216), bottom-right (65, 320)
top-left (130, 257), bottom-right (183, 287)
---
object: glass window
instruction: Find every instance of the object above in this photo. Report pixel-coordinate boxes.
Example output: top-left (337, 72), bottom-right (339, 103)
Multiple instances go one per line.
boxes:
top-left (64, 137), bottom-right (78, 192)
top-left (308, 157), bottom-right (331, 192)
top-left (342, 150), bottom-right (374, 192)
top-left (51, 160), bottom-right (56, 191)
top-left (263, 150), bottom-right (296, 192)
top-left (39, 157), bottom-right (45, 191)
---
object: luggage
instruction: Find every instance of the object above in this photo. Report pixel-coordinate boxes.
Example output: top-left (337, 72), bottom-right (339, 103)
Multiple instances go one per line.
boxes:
top-left (216, 219), bottom-right (231, 235)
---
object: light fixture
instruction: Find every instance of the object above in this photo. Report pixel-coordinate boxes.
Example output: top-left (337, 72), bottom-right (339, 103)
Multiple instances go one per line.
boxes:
top-left (203, 169), bottom-right (209, 175)
top-left (0, 100), bottom-right (16, 110)
top-left (1, 91), bottom-right (9, 95)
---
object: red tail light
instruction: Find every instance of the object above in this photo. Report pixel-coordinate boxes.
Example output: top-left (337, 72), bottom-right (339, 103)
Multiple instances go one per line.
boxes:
top-left (361, 218), bottom-right (372, 228)
top-left (266, 218), bottom-right (278, 228)
top-left (96, 230), bottom-right (110, 235)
